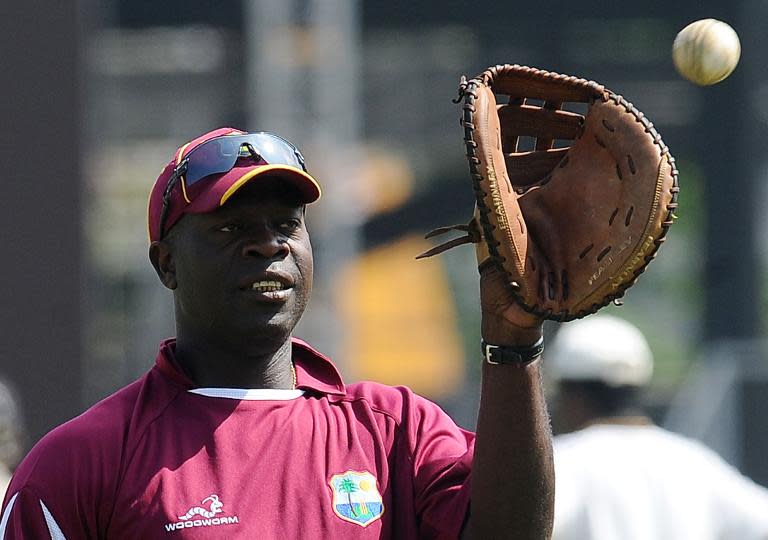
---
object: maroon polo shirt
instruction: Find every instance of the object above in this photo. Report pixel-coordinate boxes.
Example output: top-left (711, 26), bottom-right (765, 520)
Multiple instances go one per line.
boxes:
top-left (1, 338), bottom-right (473, 539)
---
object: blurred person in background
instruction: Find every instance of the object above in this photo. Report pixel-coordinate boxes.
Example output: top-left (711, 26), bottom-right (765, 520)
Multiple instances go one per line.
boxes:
top-left (548, 314), bottom-right (768, 540)
top-left (0, 378), bottom-right (25, 499)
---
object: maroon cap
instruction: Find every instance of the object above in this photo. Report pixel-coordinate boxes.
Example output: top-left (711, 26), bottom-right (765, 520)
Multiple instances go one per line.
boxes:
top-left (147, 127), bottom-right (321, 242)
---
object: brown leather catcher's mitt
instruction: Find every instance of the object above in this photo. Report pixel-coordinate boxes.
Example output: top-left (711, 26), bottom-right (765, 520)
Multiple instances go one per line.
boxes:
top-left (419, 64), bottom-right (679, 321)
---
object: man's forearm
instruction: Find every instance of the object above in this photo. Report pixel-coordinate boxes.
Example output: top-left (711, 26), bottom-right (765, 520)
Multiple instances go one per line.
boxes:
top-left (464, 359), bottom-right (554, 539)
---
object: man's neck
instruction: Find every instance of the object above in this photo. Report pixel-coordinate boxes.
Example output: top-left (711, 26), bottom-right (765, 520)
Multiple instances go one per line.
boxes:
top-left (581, 414), bottom-right (653, 429)
top-left (174, 334), bottom-right (295, 389)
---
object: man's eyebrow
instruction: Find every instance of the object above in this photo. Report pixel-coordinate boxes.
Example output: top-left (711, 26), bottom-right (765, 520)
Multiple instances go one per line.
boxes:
top-left (274, 202), bottom-right (305, 214)
top-left (214, 203), bottom-right (304, 217)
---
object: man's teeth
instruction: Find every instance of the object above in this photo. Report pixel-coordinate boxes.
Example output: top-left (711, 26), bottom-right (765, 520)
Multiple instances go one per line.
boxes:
top-left (250, 280), bottom-right (285, 292)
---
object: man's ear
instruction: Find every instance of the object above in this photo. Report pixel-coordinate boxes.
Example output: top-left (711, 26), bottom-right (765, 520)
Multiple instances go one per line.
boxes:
top-left (149, 241), bottom-right (178, 290)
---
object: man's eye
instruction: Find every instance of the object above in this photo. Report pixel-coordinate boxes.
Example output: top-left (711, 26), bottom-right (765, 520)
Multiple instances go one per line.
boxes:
top-left (280, 219), bottom-right (302, 231)
top-left (219, 224), bottom-right (241, 233)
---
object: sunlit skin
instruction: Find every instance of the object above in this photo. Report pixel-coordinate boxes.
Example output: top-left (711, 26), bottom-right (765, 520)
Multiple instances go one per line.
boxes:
top-left (463, 264), bottom-right (554, 539)
top-left (149, 178), bottom-right (312, 389)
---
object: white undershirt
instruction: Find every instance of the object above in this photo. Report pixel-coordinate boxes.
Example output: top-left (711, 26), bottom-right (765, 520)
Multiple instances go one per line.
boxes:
top-left (188, 388), bottom-right (305, 400)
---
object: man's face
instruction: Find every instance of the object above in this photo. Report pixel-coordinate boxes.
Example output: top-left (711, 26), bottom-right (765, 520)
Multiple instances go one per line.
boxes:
top-left (154, 178), bottom-right (313, 348)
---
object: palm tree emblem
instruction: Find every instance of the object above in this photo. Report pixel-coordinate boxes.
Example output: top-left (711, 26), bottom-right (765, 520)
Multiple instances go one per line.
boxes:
top-left (330, 471), bottom-right (382, 527)
top-left (338, 477), bottom-right (359, 516)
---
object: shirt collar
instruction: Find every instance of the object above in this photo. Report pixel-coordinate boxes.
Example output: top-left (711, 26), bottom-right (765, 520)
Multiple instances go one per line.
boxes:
top-left (154, 337), bottom-right (347, 396)
top-left (290, 337), bottom-right (346, 396)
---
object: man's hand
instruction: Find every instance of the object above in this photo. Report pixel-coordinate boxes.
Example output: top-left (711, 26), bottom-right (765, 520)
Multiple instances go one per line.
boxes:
top-left (480, 262), bottom-right (544, 347)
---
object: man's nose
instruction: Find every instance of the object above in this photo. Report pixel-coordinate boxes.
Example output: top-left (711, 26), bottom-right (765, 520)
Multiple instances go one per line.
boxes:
top-left (241, 229), bottom-right (289, 259)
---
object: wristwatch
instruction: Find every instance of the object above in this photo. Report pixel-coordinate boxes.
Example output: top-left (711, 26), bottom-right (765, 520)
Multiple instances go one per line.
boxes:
top-left (482, 336), bottom-right (544, 365)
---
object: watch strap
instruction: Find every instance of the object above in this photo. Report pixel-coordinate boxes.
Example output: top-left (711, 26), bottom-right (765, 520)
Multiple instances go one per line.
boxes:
top-left (482, 336), bottom-right (544, 365)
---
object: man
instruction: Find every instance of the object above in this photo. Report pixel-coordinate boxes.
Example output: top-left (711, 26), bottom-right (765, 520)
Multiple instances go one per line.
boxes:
top-left (548, 314), bottom-right (768, 540)
top-left (0, 128), bottom-right (553, 539)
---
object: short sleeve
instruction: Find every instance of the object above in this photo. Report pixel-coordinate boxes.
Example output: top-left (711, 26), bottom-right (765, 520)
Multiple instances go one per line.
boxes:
top-left (405, 391), bottom-right (475, 539)
top-left (0, 419), bottom-right (117, 540)
top-left (1, 486), bottom-right (73, 540)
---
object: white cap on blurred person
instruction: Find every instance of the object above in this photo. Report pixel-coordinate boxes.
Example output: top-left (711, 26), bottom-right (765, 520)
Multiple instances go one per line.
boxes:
top-left (547, 315), bottom-right (653, 387)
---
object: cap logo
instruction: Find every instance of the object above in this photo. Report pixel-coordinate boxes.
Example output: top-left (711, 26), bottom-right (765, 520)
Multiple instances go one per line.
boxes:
top-left (238, 144), bottom-right (255, 157)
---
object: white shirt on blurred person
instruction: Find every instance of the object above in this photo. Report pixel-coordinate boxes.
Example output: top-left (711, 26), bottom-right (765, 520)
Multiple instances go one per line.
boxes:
top-left (548, 315), bottom-right (768, 540)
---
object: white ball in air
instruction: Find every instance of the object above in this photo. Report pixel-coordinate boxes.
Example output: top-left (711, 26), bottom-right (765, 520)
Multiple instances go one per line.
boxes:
top-left (672, 19), bottom-right (741, 86)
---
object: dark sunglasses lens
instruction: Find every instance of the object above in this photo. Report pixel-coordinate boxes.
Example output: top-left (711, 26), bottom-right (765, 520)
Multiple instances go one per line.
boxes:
top-left (247, 133), bottom-right (304, 170)
top-left (183, 133), bottom-right (305, 186)
top-left (185, 138), bottom-right (239, 186)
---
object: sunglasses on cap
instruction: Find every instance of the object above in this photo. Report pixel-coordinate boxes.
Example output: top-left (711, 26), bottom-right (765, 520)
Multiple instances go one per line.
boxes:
top-left (157, 132), bottom-right (308, 240)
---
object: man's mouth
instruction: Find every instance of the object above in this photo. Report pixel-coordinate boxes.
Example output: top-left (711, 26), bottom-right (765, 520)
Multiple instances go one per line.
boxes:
top-left (249, 280), bottom-right (286, 293)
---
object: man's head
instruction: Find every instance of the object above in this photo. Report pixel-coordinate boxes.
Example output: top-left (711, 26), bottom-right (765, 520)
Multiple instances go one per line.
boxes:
top-left (148, 128), bottom-right (321, 351)
top-left (546, 315), bottom-right (654, 434)
top-left (147, 127), bottom-right (320, 243)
